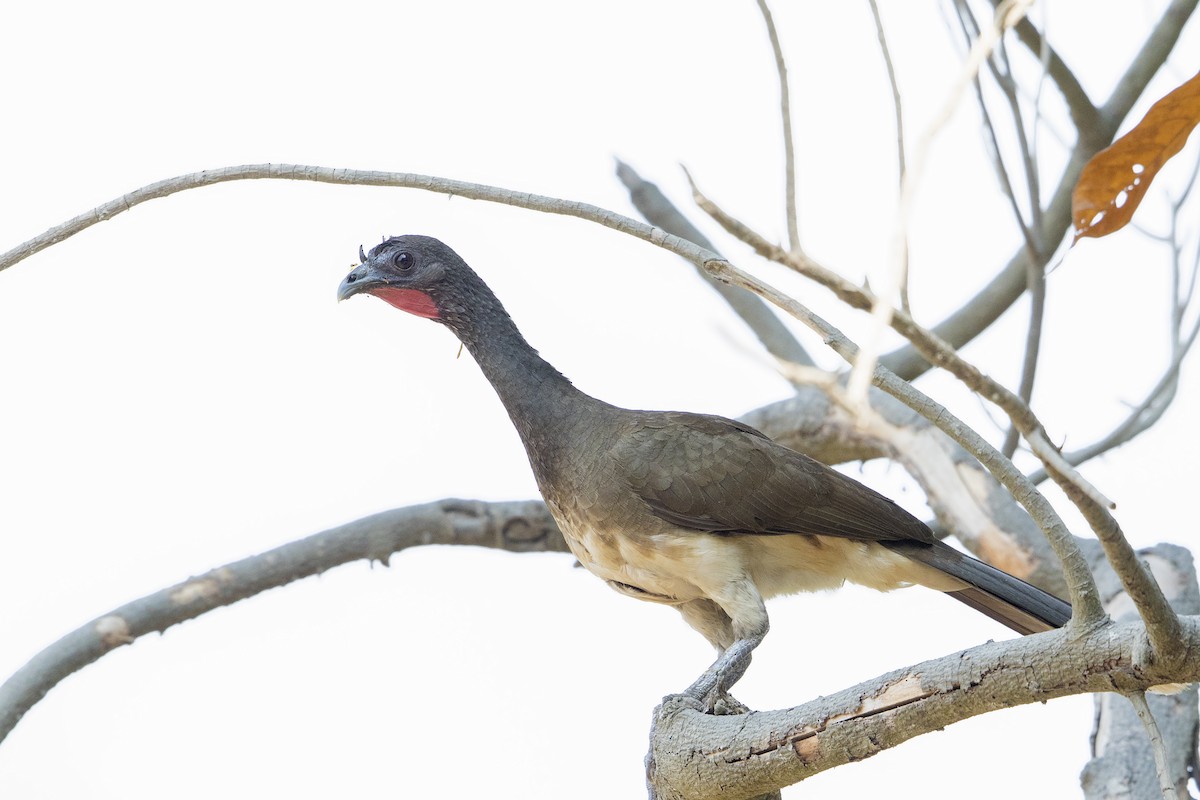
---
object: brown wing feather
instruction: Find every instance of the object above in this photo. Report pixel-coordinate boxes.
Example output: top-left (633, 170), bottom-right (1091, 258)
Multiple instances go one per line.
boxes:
top-left (614, 411), bottom-right (936, 544)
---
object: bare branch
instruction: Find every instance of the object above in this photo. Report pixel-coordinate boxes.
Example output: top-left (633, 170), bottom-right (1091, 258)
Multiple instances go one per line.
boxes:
top-left (846, 0), bottom-right (1033, 409)
top-left (1027, 308), bottom-right (1200, 484)
top-left (650, 617), bottom-right (1200, 800)
top-left (1049, 464), bottom-right (1187, 670)
top-left (613, 159), bottom-right (813, 368)
top-left (754, 0), bottom-right (801, 254)
top-left (0, 164), bottom-right (722, 277)
top-left (1003, 9), bottom-right (1098, 130)
top-left (0, 499), bottom-right (566, 745)
top-left (866, 0), bottom-right (911, 311)
top-left (1100, 0), bottom-right (1200, 130)
top-left (1085, 546), bottom-right (1199, 800)
top-left (866, 0), bottom-right (907, 186)
top-left (1125, 692), bottom-right (1191, 800)
top-left (952, 1), bottom-right (1049, 459)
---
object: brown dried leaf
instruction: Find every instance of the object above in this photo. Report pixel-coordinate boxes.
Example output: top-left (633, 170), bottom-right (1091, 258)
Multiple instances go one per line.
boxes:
top-left (1072, 71), bottom-right (1200, 241)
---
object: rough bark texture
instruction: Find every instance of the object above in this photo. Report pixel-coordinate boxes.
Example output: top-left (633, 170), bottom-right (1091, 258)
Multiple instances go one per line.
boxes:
top-left (0, 499), bottom-right (565, 743)
top-left (648, 618), bottom-right (1200, 800)
top-left (1082, 545), bottom-right (1200, 800)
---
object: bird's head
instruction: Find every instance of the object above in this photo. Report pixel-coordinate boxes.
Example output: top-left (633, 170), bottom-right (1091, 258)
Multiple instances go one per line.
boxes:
top-left (337, 234), bottom-right (466, 320)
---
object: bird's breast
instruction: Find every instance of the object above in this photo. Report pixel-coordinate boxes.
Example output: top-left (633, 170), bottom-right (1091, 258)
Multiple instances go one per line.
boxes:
top-left (545, 494), bottom-right (708, 605)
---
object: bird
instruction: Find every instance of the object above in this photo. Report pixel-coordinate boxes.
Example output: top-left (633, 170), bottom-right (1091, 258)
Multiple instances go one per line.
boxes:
top-left (337, 234), bottom-right (1071, 709)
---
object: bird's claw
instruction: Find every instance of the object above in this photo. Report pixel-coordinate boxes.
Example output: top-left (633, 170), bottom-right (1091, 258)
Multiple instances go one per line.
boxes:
top-left (661, 691), bottom-right (707, 714)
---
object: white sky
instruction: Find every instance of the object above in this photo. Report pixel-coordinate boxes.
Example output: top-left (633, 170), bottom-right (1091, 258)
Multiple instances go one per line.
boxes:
top-left (1, 2), bottom-right (1197, 798)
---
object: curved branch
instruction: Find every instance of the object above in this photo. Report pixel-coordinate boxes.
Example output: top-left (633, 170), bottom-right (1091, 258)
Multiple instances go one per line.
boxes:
top-left (1101, 0), bottom-right (1200, 128)
top-left (0, 164), bottom-right (721, 276)
top-left (1004, 9), bottom-right (1098, 130)
top-left (0, 499), bottom-right (566, 745)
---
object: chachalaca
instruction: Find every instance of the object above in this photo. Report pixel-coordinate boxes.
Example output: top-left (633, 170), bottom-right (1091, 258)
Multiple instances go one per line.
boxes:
top-left (338, 235), bottom-right (1071, 708)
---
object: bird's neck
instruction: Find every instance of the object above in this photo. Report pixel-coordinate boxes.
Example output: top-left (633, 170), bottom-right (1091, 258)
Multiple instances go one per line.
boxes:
top-left (441, 287), bottom-right (597, 454)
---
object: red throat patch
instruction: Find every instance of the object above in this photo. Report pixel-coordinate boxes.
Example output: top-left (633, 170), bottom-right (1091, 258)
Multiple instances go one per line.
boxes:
top-left (371, 287), bottom-right (440, 319)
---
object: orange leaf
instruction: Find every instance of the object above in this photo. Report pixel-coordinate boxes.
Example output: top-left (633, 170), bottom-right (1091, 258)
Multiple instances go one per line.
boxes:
top-left (1072, 71), bottom-right (1200, 241)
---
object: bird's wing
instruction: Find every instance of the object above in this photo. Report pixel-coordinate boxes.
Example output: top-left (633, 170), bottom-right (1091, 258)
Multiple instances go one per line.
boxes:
top-left (613, 411), bottom-right (936, 544)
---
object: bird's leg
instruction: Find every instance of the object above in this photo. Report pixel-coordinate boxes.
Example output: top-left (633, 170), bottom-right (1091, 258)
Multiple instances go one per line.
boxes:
top-left (682, 632), bottom-right (766, 710)
top-left (674, 589), bottom-right (769, 711)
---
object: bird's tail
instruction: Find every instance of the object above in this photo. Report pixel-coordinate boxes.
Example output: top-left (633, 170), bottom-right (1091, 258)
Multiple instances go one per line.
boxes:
top-left (884, 539), bottom-right (1071, 634)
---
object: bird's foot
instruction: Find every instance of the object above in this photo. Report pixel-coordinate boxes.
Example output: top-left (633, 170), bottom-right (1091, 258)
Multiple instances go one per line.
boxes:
top-left (680, 668), bottom-right (723, 712)
top-left (679, 638), bottom-right (757, 712)
top-left (673, 670), bottom-right (751, 715)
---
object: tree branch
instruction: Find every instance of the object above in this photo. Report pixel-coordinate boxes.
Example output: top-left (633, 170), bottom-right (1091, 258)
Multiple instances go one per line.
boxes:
top-left (755, 0), bottom-right (801, 254)
top-left (1003, 8), bottom-right (1098, 131)
top-left (1049, 462), bottom-right (1188, 671)
top-left (846, 0), bottom-right (1035, 408)
top-left (866, 0), bottom-right (911, 311)
top-left (1084, 545), bottom-right (1199, 800)
top-left (613, 159), bottom-right (813, 368)
top-left (0, 499), bottom-right (566, 745)
top-left (952, 1), bottom-right (1048, 459)
top-left (1026, 306), bottom-right (1200, 484)
top-left (0, 164), bottom-right (723, 277)
top-left (1100, 0), bottom-right (1200, 130)
top-left (1125, 691), bottom-right (1190, 800)
top-left (649, 617), bottom-right (1200, 800)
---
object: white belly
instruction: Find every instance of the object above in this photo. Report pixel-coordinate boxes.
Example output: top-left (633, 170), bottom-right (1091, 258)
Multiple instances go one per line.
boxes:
top-left (558, 518), bottom-right (956, 605)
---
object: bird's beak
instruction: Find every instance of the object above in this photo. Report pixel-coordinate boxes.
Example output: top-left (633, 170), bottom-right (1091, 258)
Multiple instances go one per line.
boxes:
top-left (337, 260), bottom-right (387, 302)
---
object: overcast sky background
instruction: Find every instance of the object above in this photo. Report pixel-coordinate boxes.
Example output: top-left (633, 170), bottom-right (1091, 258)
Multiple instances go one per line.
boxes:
top-left (1, 2), bottom-right (1197, 798)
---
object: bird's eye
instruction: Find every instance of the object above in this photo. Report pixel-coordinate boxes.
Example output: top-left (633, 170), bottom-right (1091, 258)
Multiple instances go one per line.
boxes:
top-left (393, 251), bottom-right (415, 271)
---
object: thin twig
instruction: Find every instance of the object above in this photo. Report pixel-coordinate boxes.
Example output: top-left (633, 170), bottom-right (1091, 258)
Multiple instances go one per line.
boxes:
top-left (992, 28), bottom-right (1049, 461)
top-left (952, 0), bottom-right (1047, 459)
top-left (867, 0), bottom-right (907, 187)
top-left (866, 0), bottom-right (910, 311)
top-left (755, 0), bottom-right (801, 254)
top-left (846, 0), bottom-right (1034, 410)
top-left (1027, 308), bottom-right (1200, 484)
top-left (1125, 692), bottom-right (1189, 800)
